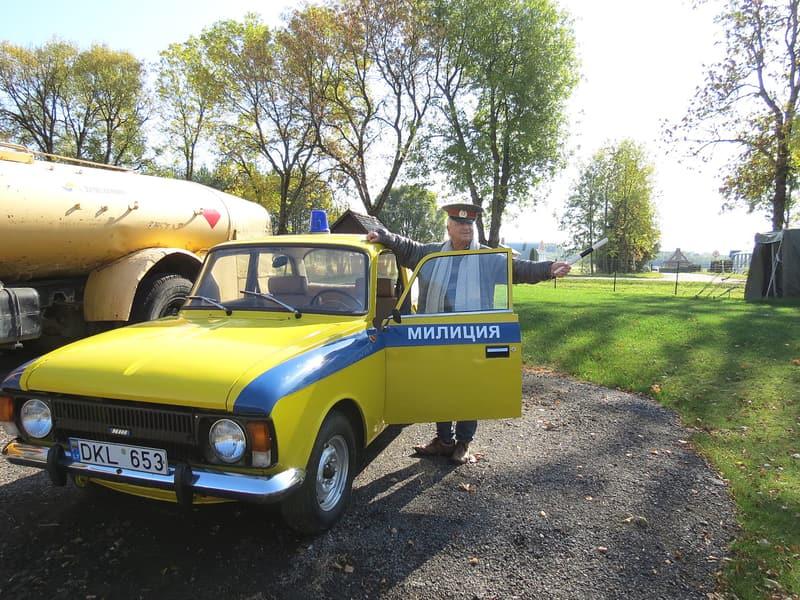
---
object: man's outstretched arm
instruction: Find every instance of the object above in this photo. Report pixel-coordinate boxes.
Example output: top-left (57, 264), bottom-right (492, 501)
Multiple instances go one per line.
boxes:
top-left (367, 228), bottom-right (441, 270)
top-left (512, 258), bottom-right (571, 284)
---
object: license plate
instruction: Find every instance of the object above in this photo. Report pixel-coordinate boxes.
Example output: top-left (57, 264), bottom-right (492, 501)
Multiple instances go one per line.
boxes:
top-left (69, 438), bottom-right (168, 475)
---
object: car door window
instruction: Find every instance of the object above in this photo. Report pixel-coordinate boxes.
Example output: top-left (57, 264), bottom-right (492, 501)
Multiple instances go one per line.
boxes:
top-left (399, 250), bottom-right (510, 315)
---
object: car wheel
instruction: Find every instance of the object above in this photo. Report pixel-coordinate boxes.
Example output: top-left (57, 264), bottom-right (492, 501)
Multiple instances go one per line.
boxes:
top-left (281, 411), bottom-right (357, 535)
top-left (131, 274), bottom-right (193, 322)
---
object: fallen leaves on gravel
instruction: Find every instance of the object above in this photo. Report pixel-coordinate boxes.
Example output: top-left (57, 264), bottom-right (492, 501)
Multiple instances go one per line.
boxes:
top-left (468, 557), bottom-right (479, 566)
top-left (596, 546), bottom-right (608, 554)
top-left (622, 515), bottom-right (649, 528)
top-left (459, 483), bottom-right (476, 493)
top-left (331, 560), bottom-right (355, 574)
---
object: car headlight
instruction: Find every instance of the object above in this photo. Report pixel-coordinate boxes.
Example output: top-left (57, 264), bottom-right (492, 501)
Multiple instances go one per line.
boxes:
top-left (20, 399), bottom-right (52, 439)
top-left (208, 419), bottom-right (246, 463)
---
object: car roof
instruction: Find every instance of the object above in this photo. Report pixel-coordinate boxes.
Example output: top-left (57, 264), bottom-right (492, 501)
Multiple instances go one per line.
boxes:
top-left (213, 233), bottom-right (382, 256)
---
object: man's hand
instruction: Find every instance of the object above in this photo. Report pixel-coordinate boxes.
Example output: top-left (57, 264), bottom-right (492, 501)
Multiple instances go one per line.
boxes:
top-left (550, 261), bottom-right (571, 278)
top-left (366, 230), bottom-right (381, 243)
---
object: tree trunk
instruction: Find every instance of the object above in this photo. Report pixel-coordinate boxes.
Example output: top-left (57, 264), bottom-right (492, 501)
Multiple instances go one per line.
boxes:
top-left (773, 138), bottom-right (789, 231)
top-left (277, 174), bottom-right (290, 235)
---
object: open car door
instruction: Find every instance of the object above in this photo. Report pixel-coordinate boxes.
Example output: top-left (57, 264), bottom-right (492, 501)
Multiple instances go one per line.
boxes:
top-left (383, 248), bottom-right (522, 424)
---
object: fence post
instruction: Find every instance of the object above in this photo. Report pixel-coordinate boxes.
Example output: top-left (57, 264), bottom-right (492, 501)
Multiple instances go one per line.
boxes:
top-left (674, 262), bottom-right (680, 296)
top-left (613, 270), bottom-right (617, 292)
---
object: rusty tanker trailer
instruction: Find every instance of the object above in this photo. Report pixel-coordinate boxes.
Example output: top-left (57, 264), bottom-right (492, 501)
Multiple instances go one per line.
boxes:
top-left (0, 143), bottom-right (270, 349)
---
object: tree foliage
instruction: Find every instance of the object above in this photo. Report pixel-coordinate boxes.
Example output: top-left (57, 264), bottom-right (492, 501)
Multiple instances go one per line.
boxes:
top-left (201, 15), bottom-right (322, 234)
top-left (380, 184), bottom-right (444, 241)
top-left (0, 40), bottom-right (148, 165)
top-left (430, 0), bottom-right (578, 246)
top-left (671, 0), bottom-right (800, 230)
top-left (195, 159), bottom-right (340, 234)
top-left (156, 37), bottom-right (221, 180)
top-left (561, 141), bottom-right (660, 273)
top-left (84, 46), bottom-right (149, 166)
top-left (0, 40), bottom-right (75, 154)
top-left (283, 0), bottom-right (436, 216)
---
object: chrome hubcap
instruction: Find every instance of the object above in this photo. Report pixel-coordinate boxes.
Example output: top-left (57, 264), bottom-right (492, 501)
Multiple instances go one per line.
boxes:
top-left (316, 435), bottom-right (348, 512)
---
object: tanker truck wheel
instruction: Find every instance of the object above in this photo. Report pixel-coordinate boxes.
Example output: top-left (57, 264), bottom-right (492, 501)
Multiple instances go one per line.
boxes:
top-left (131, 274), bottom-right (193, 323)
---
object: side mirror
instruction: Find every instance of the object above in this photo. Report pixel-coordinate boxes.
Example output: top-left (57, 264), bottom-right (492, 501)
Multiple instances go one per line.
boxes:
top-left (391, 308), bottom-right (402, 323)
top-left (272, 255), bottom-right (289, 268)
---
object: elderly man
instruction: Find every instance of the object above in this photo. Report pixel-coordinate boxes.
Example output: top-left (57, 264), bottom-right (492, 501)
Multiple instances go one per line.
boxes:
top-left (367, 203), bottom-right (570, 464)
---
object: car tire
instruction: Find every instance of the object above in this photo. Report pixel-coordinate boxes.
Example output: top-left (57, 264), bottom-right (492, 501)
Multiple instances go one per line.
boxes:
top-left (281, 411), bottom-right (357, 535)
top-left (131, 274), bottom-right (193, 322)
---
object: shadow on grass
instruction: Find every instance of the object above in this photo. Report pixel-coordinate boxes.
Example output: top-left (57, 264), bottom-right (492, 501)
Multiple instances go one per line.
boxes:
top-left (516, 288), bottom-right (800, 596)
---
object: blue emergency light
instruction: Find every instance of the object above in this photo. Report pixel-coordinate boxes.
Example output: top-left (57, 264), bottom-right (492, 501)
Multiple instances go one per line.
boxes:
top-left (309, 209), bottom-right (330, 233)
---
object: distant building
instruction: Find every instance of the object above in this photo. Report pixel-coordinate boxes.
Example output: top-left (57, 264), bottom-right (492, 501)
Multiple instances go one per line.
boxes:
top-left (330, 209), bottom-right (386, 234)
top-left (661, 248), bottom-right (700, 273)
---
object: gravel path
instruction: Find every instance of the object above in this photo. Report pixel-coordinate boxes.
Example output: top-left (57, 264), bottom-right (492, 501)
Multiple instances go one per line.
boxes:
top-left (0, 368), bottom-right (737, 599)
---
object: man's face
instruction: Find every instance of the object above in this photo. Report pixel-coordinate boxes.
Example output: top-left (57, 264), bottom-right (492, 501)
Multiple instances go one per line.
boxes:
top-left (447, 218), bottom-right (474, 249)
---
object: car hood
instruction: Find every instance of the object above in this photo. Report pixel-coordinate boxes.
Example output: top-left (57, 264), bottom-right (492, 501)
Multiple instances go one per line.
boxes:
top-left (20, 314), bottom-right (364, 412)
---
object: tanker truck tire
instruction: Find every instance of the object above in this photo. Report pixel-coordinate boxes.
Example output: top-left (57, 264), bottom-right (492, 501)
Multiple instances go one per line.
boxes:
top-left (131, 274), bottom-right (193, 323)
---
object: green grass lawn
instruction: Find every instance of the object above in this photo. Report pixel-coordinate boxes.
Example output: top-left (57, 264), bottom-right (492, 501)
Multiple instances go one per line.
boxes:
top-left (569, 270), bottom-right (665, 279)
top-left (515, 279), bottom-right (800, 598)
top-left (548, 274), bottom-right (746, 299)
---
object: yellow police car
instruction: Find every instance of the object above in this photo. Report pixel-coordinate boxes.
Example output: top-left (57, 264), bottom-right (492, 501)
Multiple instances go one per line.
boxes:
top-left (1, 224), bottom-right (521, 533)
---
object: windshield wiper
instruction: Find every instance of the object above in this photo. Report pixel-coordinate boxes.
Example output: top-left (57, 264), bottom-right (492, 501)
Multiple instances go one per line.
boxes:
top-left (187, 295), bottom-right (232, 316)
top-left (240, 290), bottom-right (302, 319)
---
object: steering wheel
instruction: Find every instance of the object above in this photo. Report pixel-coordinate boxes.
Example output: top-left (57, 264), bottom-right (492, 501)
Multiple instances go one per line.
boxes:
top-left (310, 289), bottom-right (362, 311)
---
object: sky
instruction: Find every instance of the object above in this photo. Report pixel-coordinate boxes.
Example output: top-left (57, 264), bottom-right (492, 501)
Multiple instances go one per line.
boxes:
top-left (0, 0), bottom-right (774, 253)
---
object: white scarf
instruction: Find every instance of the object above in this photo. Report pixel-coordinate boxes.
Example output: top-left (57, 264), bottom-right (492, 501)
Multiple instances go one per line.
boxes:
top-left (424, 236), bottom-right (482, 312)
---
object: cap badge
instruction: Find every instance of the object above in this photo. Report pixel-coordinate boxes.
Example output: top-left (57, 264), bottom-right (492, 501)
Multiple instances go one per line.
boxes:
top-left (459, 210), bottom-right (467, 218)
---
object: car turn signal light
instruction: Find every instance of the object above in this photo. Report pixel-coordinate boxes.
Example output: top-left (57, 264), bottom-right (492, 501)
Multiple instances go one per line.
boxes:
top-left (0, 396), bottom-right (13, 422)
top-left (247, 422), bottom-right (272, 468)
top-left (247, 422), bottom-right (272, 452)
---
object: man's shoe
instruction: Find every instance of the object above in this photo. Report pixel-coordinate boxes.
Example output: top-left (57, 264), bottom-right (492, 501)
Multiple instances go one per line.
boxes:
top-left (450, 441), bottom-right (471, 464)
top-left (413, 437), bottom-right (456, 456)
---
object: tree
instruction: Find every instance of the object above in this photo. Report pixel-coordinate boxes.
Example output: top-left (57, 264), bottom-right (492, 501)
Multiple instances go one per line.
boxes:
top-left (0, 41), bottom-right (149, 166)
top-left (0, 40), bottom-right (75, 154)
top-left (671, 0), bottom-right (800, 231)
top-left (156, 38), bottom-right (221, 180)
top-left (86, 47), bottom-right (149, 166)
top-left (560, 156), bottom-right (607, 273)
top-left (283, 0), bottom-right (436, 217)
top-left (430, 0), bottom-right (578, 246)
top-left (61, 46), bottom-right (102, 159)
top-left (380, 184), bottom-right (444, 241)
top-left (202, 15), bottom-right (322, 234)
top-left (199, 158), bottom-right (340, 234)
top-left (561, 141), bottom-right (660, 273)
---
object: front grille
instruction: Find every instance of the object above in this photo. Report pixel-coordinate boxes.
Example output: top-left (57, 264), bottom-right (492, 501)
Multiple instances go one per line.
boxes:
top-left (50, 397), bottom-right (200, 462)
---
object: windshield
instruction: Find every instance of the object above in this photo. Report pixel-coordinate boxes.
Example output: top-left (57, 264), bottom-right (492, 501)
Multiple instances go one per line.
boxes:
top-left (185, 245), bottom-right (369, 315)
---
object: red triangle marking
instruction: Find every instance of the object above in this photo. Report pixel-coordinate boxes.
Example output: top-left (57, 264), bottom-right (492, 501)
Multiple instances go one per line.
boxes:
top-left (202, 208), bottom-right (221, 229)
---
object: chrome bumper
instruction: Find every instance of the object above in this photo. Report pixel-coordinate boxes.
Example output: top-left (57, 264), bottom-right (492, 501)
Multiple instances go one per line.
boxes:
top-left (2, 440), bottom-right (304, 504)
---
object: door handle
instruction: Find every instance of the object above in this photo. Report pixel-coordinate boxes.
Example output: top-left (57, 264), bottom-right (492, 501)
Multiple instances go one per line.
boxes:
top-left (485, 345), bottom-right (510, 358)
